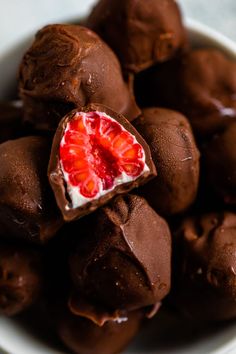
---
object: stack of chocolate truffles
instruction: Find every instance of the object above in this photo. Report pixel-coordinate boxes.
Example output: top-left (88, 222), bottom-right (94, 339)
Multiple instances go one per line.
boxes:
top-left (0, 0), bottom-right (235, 353)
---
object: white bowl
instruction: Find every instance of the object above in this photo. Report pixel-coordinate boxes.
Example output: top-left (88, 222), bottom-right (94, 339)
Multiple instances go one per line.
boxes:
top-left (0, 18), bottom-right (236, 354)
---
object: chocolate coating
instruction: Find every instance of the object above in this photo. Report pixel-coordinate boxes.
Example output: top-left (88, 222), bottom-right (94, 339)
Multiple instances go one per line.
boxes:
top-left (87, 0), bottom-right (187, 73)
top-left (134, 108), bottom-right (200, 215)
top-left (58, 307), bottom-right (143, 354)
top-left (172, 212), bottom-right (236, 321)
top-left (0, 243), bottom-right (42, 316)
top-left (19, 24), bottom-right (140, 131)
top-left (0, 101), bottom-right (24, 143)
top-left (204, 122), bottom-right (236, 205)
top-left (135, 49), bottom-right (236, 138)
top-left (0, 136), bottom-right (62, 243)
top-left (176, 49), bottom-right (236, 137)
top-left (48, 103), bottom-right (156, 222)
top-left (69, 194), bottom-right (171, 323)
top-left (134, 58), bottom-right (181, 109)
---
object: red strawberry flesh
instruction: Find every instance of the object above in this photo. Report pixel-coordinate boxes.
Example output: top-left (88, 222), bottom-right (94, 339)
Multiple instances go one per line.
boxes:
top-left (59, 111), bottom-right (148, 208)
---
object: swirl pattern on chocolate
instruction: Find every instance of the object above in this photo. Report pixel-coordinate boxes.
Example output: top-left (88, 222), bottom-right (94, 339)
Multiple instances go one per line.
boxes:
top-left (19, 24), bottom-right (140, 130)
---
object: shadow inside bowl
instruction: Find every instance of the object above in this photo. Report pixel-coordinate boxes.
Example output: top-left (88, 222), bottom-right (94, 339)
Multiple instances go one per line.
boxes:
top-left (126, 306), bottom-right (236, 354)
top-left (11, 305), bottom-right (236, 354)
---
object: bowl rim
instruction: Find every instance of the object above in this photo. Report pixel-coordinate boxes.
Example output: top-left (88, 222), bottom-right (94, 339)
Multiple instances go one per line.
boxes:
top-left (186, 18), bottom-right (236, 55)
top-left (0, 16), bottom-right (236, 61)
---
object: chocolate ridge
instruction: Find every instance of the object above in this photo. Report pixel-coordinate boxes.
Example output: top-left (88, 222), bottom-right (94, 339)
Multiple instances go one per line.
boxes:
top-left (69, 194), bottom-right (171, 318)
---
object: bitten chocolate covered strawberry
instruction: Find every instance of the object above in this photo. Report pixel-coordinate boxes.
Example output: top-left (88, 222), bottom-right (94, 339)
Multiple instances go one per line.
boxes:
top-left (19, 24), bottom-right (140, 131)
top-left (48, 104), bottom-right (156, 221)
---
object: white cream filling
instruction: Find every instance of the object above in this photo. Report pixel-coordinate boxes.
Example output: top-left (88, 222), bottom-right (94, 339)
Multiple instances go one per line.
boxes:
top-left (114, 316), bottom-right (128, 324)
top-left (60, 111), bottom-right (150, 210)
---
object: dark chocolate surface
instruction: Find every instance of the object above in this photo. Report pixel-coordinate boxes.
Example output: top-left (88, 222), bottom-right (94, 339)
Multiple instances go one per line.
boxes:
top-left (48, 104), bottom-right (156, 221)
top-left (134, 108), bottom-right (200, 215)
top-left (57, 306), bottom-right (143, 354)
top-left (176, 49), bottom-right (236, 137)
top-left (135, 49), bottom-right (236, 139)
top-left (87, 0), bottom-right (187, 73)
top-left (172, 211), bottom-right (236, 321)
top-left (134, 58), bottom-right (181, 109)
top-left (0, 136), bottom-right (63, 243)
top-left (68, 194), bottom-right (171, 323)
top-left (0, 101), bottom-right (25, 143)
top-left (0, 243), bottom-right (42, 316)
top-left (203, 122), bottom-right (236, 205)
top-left (19, 24), bottom-right (140, 131)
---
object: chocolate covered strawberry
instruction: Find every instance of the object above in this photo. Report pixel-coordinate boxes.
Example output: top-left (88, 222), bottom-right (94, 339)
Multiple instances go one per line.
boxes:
top-left (48, 104), bottom-right (156, 221)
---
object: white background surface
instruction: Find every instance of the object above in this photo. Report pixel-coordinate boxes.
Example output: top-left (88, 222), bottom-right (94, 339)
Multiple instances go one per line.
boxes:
top-left (0, 0), bottom-right (236, 53)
